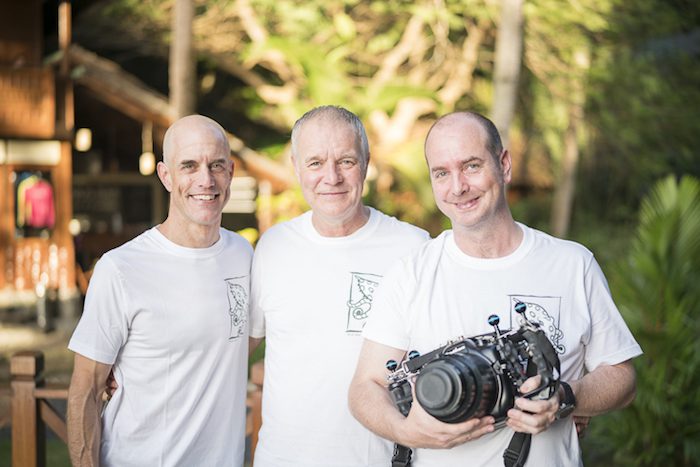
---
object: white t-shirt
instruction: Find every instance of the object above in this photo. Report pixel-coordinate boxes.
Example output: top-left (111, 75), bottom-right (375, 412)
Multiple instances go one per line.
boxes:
top-left (363, 224), bottom-right (643, 467)
top-left (250, 207), bottom-right (429, 467)
top-left (69, 227), bottom-right (253, 467)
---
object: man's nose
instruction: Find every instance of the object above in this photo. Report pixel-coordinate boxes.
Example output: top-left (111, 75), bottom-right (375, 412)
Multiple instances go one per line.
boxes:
top-left (196, 167), bottom-right (216, 186)
top-left (323, 162), bottom-right (343, 184)
top-left (451, 172), bottom-right (467, 196)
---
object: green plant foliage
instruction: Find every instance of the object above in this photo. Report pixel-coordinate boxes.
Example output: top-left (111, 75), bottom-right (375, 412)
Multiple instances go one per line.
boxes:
top-left (584, 175), bottom-right (700, 466)
top-left (580, 0), bottom-right (700, 221)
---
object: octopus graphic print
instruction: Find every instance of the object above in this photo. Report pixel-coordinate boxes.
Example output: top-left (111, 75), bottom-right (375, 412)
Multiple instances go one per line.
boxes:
top-left (509, 295), bottom-right (565, 354)
top-left (225, 277), bottom-right (248, 340)
top-left (346, 272), bottom-right (381, 333)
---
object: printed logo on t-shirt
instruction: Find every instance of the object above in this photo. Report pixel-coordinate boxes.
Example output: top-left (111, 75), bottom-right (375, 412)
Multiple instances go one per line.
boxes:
top-left (346, 272), bottom-right (382, 334)
top-left (509, 295), bottom-right (565, 354)
top-left (225, 277), bottom-right (248, 340)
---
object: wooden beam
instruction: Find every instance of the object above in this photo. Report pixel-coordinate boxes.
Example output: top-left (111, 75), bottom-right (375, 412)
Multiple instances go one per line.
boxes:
top-left (68, 45), bottom-right (175, 127)
top-left (39, 400), bottom-right (67, 444)
top-left (65, 45), bottom-right (294, 192)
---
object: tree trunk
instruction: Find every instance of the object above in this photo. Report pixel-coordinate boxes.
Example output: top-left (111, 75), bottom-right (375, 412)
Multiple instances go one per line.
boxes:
top-left (550, 48), bottom-right (589, 238)
top-left (169, 0), bottom-right (196, 118)
top-left (550, 106), bottom-right (581, 238)
top-left (491, 0), bottom-right (524, 148)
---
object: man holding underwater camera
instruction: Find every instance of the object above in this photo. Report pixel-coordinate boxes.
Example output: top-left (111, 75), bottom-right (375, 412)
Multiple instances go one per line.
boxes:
top-left (349, 111), bottom-right (642, 466)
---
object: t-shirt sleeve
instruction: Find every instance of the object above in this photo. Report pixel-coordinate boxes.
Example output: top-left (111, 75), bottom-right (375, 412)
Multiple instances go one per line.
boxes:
top-left (362, 259), bottom-right (412, 351)
top-left (68, 256), bottom-right (130, 364)
top-left (248, 246), bottom-right (266, 339)
top-left (583, 256), bottom-right (643, 370)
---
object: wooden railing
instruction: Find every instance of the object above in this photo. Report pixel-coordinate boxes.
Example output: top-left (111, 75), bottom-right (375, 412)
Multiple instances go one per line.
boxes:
top-left (5, 351), bottom-right (264, 467)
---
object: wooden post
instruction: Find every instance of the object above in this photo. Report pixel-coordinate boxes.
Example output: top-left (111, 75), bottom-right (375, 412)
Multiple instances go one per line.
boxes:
top-left (10, 351), bottom-right (46, 467)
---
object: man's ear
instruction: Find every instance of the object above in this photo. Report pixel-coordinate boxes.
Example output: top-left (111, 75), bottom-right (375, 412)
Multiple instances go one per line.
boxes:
top-left (500, 149), bottom-right (513, 184)
top-left (290, 153), bottom-right (301, 180)
top-left (157, 161), bottom-right (173, 192)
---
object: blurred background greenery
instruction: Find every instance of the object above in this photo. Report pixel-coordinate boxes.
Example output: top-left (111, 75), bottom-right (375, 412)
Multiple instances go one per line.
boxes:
top-left (2, 0), bottom-right (700, 465)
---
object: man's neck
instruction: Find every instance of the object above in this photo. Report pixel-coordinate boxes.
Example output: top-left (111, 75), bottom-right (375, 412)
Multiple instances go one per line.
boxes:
top-left (157, 219), bottom-right (221, 248)
top-left (452, 216), bottom-right (522, 259)
top-left (312, 206), bottom-right (370, 238)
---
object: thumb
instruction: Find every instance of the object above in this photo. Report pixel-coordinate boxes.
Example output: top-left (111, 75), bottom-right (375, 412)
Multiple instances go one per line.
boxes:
top-left (519, 374), bottom-right (542, 395)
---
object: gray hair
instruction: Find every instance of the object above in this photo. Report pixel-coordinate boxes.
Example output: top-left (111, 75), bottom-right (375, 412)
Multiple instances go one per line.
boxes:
top-left (290, 105), bottom-right (370, 166)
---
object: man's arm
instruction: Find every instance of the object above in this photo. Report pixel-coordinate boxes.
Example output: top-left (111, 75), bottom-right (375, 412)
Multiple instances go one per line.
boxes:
top-left (67, 353), bottom-right (112, 467)
top-left (506, 360), bottom-right (636, 433)
top-left (349, 339), bottom-right (495, 449)
top-left (249, 337), bottom-right (263, 354)
top-left (570, 359), bottom-right (636, 415)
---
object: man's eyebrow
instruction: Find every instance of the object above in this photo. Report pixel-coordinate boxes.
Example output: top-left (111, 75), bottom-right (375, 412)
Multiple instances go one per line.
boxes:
top-left (462, 156), bottom-right (483, 164)
top-left (302, 154), bottom-right (323, 162)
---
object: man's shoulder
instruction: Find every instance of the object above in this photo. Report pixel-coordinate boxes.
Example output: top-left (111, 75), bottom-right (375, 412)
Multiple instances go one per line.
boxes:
top-left (524, 223), bottom-right (594, 259)
top-left (255, 213), bottom-right (309, 248)
top-left (384, 232), bottom-right (449, 277)
top-left (219, 228), bottom-right (254, 255)
top-left (100, 228), bottom-right (155, 261)
top-left (371, 208), bottom-right (430, 241)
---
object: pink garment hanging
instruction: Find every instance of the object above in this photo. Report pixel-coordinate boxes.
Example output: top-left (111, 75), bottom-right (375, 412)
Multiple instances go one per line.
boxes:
top-left (24, 179), bottom-right (55, 228)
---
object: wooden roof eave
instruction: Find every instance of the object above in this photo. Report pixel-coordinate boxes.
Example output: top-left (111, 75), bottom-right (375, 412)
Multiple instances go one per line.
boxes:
top-left (58, 45), bottom-right (295, 193)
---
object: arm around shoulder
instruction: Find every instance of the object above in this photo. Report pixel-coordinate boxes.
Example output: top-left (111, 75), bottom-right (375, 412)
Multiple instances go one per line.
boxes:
top-left (67, 353), bottom-right (112, 467)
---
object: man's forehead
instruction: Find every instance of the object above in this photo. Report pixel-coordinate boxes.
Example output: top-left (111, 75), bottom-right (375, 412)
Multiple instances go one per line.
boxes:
top-left (428, 121), bottom-right (487, 151)
top-left (299, 123), bottom-right (360, 150)
top-left (174, 141), bottom-right (229, 160)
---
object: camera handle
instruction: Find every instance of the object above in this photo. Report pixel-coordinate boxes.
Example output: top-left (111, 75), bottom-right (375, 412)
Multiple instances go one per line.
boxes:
top-left (503, 323), bottom-right (561, 467)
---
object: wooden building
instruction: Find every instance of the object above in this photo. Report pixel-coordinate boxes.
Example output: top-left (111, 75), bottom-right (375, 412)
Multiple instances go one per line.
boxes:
top-left (0, 0), bottom-right (76, 320)
top-left (0, 0), bottom-right (294, 324)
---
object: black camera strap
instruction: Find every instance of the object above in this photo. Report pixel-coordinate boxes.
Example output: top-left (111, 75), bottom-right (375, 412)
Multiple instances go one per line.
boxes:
top-left (392, 432), bottom-right (530, 467)
top-left (503, 432), bottom-right (531, 467)
top-left (391, 443), bottom-right (412, 467)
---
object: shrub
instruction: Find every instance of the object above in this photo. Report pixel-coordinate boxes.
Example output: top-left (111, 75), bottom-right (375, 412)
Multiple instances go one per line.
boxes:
top-left (584, 175), bottom-right (700, 466)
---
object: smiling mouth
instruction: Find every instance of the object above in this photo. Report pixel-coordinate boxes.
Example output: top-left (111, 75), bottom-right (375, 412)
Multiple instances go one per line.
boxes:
top-left (454, 197), bottom-right (479, 209)
top-left (191, 194), bottom-right (219, 201)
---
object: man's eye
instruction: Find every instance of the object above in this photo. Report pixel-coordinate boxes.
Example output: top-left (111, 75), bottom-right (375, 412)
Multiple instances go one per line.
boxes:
top-left (340, 159), bottom-right (356, 167)
top-left (434, 171), bottom-right (447, 179)
top-left (308, 161), bottom-right (321, 168)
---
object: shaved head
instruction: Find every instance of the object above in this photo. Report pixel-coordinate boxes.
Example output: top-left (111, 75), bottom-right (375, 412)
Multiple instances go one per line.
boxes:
top-left (162, 115), bottom-right (230, 166)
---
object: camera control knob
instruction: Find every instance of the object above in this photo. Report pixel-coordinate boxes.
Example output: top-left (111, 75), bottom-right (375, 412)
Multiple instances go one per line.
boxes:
top-left (488, 314), bottom-right (502, 337)
top-left (408, 350), bottom-right (420, 360)
top-left (386, 360), bottom-right (399, 371)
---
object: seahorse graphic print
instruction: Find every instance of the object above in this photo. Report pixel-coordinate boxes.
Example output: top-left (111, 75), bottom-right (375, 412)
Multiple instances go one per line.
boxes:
top-left (225, 277), bottom-right (248, 340)
top-left (346, 272), bottom-right (381, 334)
